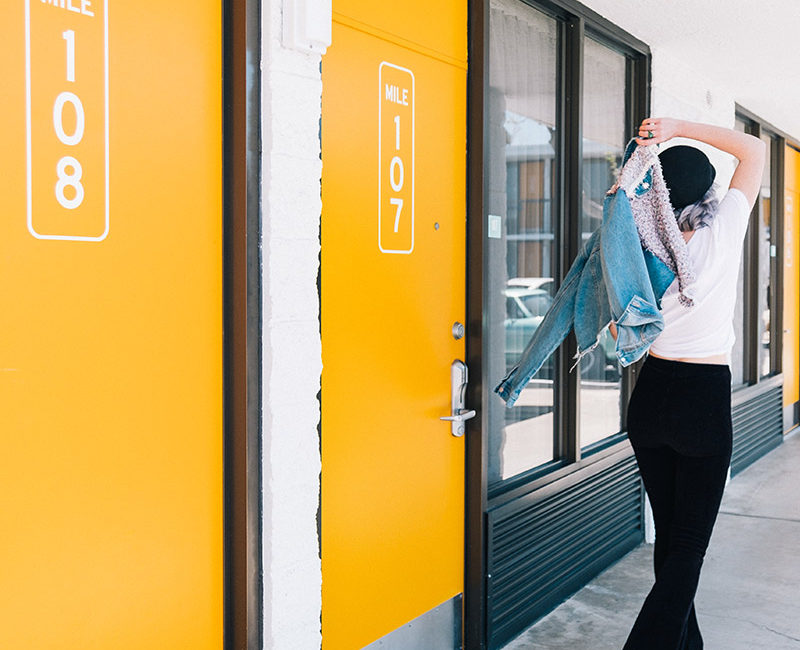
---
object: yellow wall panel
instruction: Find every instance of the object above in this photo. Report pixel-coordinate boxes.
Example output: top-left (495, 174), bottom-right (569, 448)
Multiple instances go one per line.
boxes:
top-left (333, 0), bottom-right (468, 67)
top-left (784, 147), bottom-right (800, 407)
top-left (0, 2), bottom-right (223, 648)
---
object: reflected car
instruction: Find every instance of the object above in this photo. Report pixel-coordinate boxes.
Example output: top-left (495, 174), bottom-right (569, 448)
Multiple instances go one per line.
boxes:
top-left (504, 278), bottom-right (619, 382)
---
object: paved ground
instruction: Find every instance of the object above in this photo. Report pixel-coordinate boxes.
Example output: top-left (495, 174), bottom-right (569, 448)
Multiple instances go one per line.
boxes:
top-left (502, 430), bottom-right (800, 649)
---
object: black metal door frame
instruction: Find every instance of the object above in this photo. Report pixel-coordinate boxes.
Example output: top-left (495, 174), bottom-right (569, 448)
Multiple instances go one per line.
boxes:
top-left (223, 0), bottom-right (262, 647)
top-left (465, 0), bottom-right (488, 644)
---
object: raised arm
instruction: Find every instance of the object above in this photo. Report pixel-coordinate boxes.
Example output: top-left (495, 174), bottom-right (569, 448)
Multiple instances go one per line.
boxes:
top-left (635, 118), bottom-right (766, 210)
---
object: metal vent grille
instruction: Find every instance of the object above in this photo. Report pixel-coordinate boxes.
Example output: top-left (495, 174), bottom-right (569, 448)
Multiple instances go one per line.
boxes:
top-left (731, 383), bottom-right (783, 476)
top-left (486, 453), bottom-right (643, 649)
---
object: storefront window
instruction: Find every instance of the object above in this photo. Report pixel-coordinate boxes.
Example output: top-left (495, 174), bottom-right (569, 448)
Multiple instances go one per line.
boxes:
top-left (579, 36), bottom-right (625, 449)
top-left (486, 0), bottom-right (559, 485)
top-left (758, 134), bottom-right (774, 377)
top-left (731, 117), bottom-right (748, 386)
top-left (731, 259), bottom-right (746, 385)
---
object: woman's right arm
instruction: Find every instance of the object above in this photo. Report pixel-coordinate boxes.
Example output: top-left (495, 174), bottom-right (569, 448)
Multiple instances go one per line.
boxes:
top-left (635, 118), bottom-right (766, 210)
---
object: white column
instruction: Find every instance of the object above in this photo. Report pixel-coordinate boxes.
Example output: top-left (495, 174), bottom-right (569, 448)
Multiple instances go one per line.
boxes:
top-left (261, 0), bottom-right (331, 647)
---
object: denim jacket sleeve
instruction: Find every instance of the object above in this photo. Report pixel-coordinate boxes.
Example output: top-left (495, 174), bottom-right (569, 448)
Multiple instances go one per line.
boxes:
top-left (494, 230), bottom-right (600, 408)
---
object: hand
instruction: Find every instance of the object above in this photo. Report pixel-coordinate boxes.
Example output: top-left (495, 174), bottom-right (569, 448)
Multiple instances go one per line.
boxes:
top-left (635, 117), bottom-right (681, 146)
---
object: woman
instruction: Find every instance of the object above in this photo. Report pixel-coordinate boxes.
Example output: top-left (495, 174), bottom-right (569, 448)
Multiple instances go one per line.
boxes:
top-left (621, 118), bottom-right (766, 649)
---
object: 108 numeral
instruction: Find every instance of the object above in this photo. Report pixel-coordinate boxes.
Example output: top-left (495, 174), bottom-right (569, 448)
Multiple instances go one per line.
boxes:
top-left (54, 29), bottom-right (84, 210)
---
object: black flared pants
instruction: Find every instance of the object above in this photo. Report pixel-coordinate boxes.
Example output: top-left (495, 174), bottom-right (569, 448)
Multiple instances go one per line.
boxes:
top-left (623, 356), bottom-right (733, 650)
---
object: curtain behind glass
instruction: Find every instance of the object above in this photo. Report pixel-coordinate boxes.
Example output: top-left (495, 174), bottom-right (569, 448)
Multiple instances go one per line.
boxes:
top-left (487, 0), bottom-right (559, 486)
top-left (731, 118), bottom-right (748, 385)
top-left (579, 37), bottom-right (626, 449)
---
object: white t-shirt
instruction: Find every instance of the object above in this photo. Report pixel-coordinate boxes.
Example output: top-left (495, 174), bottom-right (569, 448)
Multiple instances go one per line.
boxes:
top-left (649, 188), bottom-right (751, 359)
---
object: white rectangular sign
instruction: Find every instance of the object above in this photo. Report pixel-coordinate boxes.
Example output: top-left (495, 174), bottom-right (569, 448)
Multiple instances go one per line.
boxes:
top-left (378, 61), bottom-right (414, 254)
top-left (26, 0), bottom-right (109, 241)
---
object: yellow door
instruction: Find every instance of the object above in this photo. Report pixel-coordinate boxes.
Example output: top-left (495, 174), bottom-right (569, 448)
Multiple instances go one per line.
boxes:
top-left (0, 2), bottom-right (223, 648)
top-left (320, 1), bottom-right (467, 647)
top-left (784, 146), bottom-right (800, 412)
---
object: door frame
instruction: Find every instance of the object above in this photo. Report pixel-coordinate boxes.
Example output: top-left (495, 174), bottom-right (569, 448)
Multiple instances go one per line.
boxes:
top-left (465, 0), bottom-right (488, 644)
top-left (222, 0), bottom-right (263, 647)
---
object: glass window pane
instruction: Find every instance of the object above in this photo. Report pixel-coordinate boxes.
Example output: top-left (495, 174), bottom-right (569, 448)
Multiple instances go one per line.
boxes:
top-left (731, 258), bottom-right (746, 385)
top-left (579, 37), bottom-right (625, 449)
top-left (487, 0), bottom-right (559, 486)
top-left (731, 117), bottom-right (748, 386)
top-left (758, 134), bottom-right (774, 377)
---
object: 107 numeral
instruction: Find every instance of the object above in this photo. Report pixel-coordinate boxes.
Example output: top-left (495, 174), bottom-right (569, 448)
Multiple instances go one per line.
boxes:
top-left (390, 115), bottom-right (404, 232)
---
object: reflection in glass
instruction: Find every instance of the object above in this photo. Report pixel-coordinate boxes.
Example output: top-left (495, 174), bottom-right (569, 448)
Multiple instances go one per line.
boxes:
top-left (731, 118), bottom-right (748, 385)
top-left (487, 0), bottom-right (559, 486)
top-left (758, 134), bottom-right (773, 377)
top-left (732, 255), bottom-right (746, 385)
top-left (579, 37), bottom-right (625, 449)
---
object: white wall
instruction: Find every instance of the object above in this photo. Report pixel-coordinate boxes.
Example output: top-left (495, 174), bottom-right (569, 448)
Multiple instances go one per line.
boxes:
top-left (260, 0), bottom-right (328, 647)
top-left (584, 0), bottom-right (800, 142)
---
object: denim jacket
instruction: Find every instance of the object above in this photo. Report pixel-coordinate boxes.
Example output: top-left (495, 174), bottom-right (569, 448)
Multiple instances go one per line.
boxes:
top-left (494, 143), bottom-right (676, 408)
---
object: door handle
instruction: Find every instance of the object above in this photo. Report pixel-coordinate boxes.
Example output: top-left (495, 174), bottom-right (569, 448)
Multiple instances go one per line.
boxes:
top-left (440, 410), bottom-right (477, 422)
top-left (440, 359), bottom-right (476, 437)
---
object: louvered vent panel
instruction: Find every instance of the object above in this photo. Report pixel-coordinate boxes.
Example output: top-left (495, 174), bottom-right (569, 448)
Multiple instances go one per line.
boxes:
top-left (731, 384), bottom-right (783, 476)
top-left (486, 453), bottom-right (643, 649)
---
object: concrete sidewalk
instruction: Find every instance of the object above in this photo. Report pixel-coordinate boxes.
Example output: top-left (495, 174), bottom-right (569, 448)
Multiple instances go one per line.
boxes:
top-left (503, 430), bottom-right (800, 650)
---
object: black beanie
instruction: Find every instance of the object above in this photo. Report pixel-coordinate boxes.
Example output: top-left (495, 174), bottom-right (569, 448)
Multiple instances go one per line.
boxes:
top-left (658, 145), bottom-right (716, 210)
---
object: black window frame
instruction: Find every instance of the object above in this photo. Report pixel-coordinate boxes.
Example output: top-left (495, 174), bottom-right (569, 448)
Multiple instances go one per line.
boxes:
top-left (469, 0), bottom-right (651, 500)
top-left (734, 106), bottom-right (786, 388)
top-left (465, 0), bottom-right (650, 646)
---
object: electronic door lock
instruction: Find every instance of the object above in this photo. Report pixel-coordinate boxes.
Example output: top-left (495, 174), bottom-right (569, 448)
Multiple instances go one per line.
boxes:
top-left (440, 360), bottom-right (476, 437)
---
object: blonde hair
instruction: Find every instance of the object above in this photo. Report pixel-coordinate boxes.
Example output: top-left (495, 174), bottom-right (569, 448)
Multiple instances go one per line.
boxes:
top-left (675, 185), bottom-right (719, 232)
